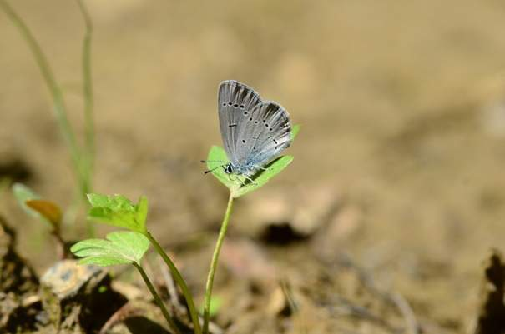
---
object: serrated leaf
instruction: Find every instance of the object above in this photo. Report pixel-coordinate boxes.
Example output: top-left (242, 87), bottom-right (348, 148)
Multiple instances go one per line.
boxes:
top-left (87, 193), bottom-right (135, 212)
top-left (291, 124), bottom-right (301, 142)
top-left (70, 231), bottom-right (150, 267)
top-left (206, 146), bottom-right (293, 198)
top-left (86, 193), bottom-right (148, 233)
top-left (136, 196), bottom-right (149, 227)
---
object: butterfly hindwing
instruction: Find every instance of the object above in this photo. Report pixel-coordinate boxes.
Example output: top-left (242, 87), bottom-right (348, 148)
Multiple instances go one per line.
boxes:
top-left (234, 101), bottom-right (291, 168)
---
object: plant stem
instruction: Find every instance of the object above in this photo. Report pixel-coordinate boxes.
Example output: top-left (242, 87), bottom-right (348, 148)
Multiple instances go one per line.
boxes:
top-left (75, 0), bottom-right (94, 196)
top-left (75, 0), bottom-right (95, 237)
top-left (203, 191), bottom-right (234, 334)
top-left (134, 262), bottom-right (182, 334)
top-left (146, 231), bottom-right (202, 334)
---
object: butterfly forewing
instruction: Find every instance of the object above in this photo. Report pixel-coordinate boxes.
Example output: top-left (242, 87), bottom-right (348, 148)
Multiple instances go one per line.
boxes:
top-left (218, 80), bottom-right (261, 165)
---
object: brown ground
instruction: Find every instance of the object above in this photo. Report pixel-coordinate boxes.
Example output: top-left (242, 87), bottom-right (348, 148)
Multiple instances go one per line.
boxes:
top-left (2, 1), bottom-right (505, 333)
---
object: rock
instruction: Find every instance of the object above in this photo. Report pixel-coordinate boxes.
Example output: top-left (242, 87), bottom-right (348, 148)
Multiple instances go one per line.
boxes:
top-left (39, 260), bottom-right (126, 333)
top-left (40, 260), bottom-right (104, 300)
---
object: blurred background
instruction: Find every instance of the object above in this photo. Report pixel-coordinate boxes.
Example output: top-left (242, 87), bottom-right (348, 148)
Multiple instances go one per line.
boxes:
top-left (2, 1), bottom-right (505, 333)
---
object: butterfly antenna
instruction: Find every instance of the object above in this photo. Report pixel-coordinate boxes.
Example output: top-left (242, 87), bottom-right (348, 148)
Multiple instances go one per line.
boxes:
top-left (201, 159), bottom-right (227, 174)
top-left (203, 163), bottom-right (226, 174)
top-left (200, 159), bottom-right (227, 163)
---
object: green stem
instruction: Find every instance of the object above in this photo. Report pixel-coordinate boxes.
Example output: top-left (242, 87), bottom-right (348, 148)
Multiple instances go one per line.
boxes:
top-left (134, 262), bottom-right (182, 334)
top-left (75, 0), bottom-right (94, 195)
top-left (0, 1), bottom-right (85, 198)
top-left (203, 192), bottom-right (234, 334)
top-left (146, 231), bottom-right (202, 334)
top-left (75, 0), bottom-right (94, 237)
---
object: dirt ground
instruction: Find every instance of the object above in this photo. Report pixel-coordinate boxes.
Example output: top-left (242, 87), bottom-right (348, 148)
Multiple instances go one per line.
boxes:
top-left (2, 1), bottom-right (505, 333)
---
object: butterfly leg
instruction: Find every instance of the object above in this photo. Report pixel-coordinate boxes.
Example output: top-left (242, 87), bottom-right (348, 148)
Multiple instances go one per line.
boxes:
top-left (228, 173), bottom-right (249, 186)
top-left (242, 175), bottom-right (257, 186)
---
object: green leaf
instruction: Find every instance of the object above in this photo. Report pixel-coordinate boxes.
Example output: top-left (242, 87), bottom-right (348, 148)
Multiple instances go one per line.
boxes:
top-left (70, 231), bottom-right (150, 267)
top-left (233, 156), bottom-right (293, 197)
top-left (206, 146), bottom-right (234, 189)
top-left (291, 124), bottom-right (301, 142)
top-left (206, 146), bottom-right (293, 198)
top-left (136, 196), bottom-right (149, 227)
top-left (86, 193), bottom-right (148, 233)
top-left (12, 182), bottom-right (39, 218)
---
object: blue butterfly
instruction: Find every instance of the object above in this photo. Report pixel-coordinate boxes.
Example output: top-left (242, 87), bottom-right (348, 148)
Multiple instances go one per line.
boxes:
top-left (213, 80), bottom-right (291, 181)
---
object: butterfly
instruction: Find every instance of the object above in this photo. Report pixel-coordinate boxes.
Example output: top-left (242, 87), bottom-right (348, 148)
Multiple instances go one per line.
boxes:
top-left (213, 80), bottom-right (291, 181)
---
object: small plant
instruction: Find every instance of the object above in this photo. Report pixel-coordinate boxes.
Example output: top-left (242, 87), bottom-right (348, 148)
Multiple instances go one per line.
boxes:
top-left (1, 0), bottom-right (95, 233)
top-left (70, 80), bottom-right (300, 333)
top-left (13, 183), bottom-right (66, 258)
top-left (71, 194), bottom-right (202, 334)
top-left (201, 123), bottom-right (300, 333)
top-left (68, 125), bottom-right (299, 333)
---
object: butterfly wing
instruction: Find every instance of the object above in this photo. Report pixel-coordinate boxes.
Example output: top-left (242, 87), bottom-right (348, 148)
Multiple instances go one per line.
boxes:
top-left (218, 80), bottom-right (261, 166)
top-left (234, 101), bottom-right (291, 170)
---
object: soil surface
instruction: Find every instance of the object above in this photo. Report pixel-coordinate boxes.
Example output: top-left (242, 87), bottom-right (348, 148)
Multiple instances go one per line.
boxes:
top-left (2, 1), bottom-right (505, 333)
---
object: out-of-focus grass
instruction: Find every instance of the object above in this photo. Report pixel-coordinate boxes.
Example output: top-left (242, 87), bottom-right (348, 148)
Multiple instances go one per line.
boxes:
top-left (0, 0), bottom-right (95, 234)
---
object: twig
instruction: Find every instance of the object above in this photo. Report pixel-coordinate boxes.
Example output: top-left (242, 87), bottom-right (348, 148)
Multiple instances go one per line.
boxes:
top-left (158, 257), bottom-right (184, 311)
top-left (280, 279), bottom-right (308, 334)
top-left (337, 253), bottom-right (399, 307)
top-left (99, 302), bottom-right (138, 334)
top-left (391, 292), bottom-right (419, 334)
top-left (331, 295), bottom-right (401, 334)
